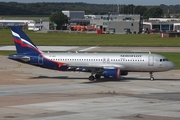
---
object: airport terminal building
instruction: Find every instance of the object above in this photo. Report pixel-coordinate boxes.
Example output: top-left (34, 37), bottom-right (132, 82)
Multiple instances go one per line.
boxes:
top-left (61, 11), bottom-right (142, 34)
top-left (76, 14), bottom-right (143, 34)
top-left (143, 18), bottom-right (180, 33)
top-left (2, 11), bottom-right (179, 34)
top-left (64, 11), bottom-right (180, 34)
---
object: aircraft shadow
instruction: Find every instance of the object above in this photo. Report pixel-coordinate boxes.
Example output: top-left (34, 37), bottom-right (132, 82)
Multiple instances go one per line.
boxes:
top-left (83, 78), bottom-right (128, 84)
top-left (30, 76), bottom-right (87, 80)
top-left (83, 78), bottom-right (180, 83)
top-left (123, 77), bottom-right (180, 81)
top-left (29, 76), bottom-right (128, 83)
top-left (29, 76), bottom-right (180, 83)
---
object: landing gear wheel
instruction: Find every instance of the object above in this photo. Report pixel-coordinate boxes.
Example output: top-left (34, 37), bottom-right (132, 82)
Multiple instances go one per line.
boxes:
top-left (95, 74), bottom-right (101, 79)
top-left (149, 72), bottom-right (154, 81)
top-left (150, 77), bottom-right (154, 81)
top-left (89, 76), bottom-right (95, 82)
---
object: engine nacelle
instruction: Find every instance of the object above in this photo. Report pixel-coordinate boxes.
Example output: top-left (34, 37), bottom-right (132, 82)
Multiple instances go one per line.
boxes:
top-left (103, 69), bottom-right (121, 79)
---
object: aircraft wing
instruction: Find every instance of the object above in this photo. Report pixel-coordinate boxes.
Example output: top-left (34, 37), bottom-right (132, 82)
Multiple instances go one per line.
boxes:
top-left (68, 63), bottom-right (125, 72)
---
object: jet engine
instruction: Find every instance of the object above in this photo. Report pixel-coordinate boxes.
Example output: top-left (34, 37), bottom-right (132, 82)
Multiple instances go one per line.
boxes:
top-left (103, 68), bottom-right (121, 79)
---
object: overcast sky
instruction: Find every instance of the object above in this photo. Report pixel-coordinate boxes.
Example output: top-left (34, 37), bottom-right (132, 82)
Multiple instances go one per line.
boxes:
top-left (2, 0), bottom-right (180, 5)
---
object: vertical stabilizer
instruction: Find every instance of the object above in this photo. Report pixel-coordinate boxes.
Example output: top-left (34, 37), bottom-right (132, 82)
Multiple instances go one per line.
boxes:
top-left (11, 26), bottom-right (42, 54)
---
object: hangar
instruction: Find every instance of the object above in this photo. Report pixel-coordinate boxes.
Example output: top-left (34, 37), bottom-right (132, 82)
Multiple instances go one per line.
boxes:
top-left (143, 18), bottom-right (180, 33)
top-left (0, 20), bottom-right (31, 27)
top-left (0, 19), bottom-right (49, 31)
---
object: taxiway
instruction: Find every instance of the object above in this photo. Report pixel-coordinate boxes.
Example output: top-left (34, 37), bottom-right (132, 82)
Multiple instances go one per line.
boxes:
top-left (0, 55), bottom-right (180, 120)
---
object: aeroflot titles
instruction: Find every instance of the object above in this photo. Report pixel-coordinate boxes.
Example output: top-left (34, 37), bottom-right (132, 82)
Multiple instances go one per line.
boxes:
top-left (120, 55), bottom-right (142, 57)
top-left (49, 55), bottom-right (143, 58)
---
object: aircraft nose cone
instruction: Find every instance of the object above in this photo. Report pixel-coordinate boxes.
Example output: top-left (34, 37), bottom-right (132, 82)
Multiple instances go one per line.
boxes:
top-left (169, 62), bottom-right (175, 70)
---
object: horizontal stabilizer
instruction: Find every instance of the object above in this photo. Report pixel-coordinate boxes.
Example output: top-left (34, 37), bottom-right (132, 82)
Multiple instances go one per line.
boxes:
top-left (8, 54), bottom-right (30, 62)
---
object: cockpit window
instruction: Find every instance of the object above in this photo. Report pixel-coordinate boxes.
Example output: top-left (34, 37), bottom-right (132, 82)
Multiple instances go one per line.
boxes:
top-left (163, 58), bottom-right (169, 61)
top-left (160, 58), bottom-right (169, 62)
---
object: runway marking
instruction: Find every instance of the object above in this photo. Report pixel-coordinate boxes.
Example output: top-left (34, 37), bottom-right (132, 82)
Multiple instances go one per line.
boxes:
top-left (79, 46), bottom-right (99, 51)
top-left (0, 62), bottom-right (21, 70)
top-left (11, 63), bottom-right (22, 69)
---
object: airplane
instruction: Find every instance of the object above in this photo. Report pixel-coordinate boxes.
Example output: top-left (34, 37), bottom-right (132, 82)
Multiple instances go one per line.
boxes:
top-left (8, 26), bottom-right (175, 82)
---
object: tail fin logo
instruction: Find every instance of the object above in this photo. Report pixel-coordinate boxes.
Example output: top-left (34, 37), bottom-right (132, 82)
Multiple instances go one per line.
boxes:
top-left (11, 30), bottom-right (42, 54)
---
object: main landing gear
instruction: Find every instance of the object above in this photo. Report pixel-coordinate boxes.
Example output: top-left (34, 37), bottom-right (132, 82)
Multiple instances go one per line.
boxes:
top-left (149, 72), bottom-right (154, 81)
top-left (89, 76), bottom-right (95, 82)
top-left (89, 73), bottom-right (101, 82)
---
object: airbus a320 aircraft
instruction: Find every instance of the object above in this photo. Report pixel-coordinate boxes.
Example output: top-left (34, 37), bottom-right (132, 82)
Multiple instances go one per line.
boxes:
top-left (8, 26), bottom-right (175, 82)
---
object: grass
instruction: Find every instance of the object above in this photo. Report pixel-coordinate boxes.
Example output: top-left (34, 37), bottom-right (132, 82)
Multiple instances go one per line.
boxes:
top-left (0, 51), bottom-right (15, 56)
top-left (1, 29), bottom-right (180, 46)
top-left (155, 52), bottom-right (180, 69)
top-left (1, 51), bottom-right (179, 69)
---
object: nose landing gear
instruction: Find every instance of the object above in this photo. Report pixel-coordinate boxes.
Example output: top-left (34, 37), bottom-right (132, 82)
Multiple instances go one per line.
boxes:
top-left (150, 72), bottom-right (154, 81)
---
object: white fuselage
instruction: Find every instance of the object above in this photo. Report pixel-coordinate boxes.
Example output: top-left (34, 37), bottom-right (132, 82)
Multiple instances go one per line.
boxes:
top-left (42, 52), bottom-right (174, 72)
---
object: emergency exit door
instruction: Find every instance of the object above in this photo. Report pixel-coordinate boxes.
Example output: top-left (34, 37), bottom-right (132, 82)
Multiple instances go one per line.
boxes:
top-left (148, 55), bottom-right (154, 66)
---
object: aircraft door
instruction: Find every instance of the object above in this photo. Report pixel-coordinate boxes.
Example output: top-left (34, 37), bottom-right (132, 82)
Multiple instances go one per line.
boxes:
top-left (38, 55), bottom-right (43, 65)
top-left (103, 58), bottom-right (110, 63)
top-left (103, 58), bottom-right (106, 63)
top-left (148, 55), bottom-right (154, 66)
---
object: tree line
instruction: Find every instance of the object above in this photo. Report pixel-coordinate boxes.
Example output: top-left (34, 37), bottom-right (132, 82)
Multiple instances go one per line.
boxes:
top-left (0, 2), bottom-right (180, 18)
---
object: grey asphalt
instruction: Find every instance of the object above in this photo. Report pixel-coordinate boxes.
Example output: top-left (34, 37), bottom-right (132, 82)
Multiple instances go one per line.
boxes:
top-left (0, 46), bottom-right (180, 120)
